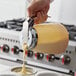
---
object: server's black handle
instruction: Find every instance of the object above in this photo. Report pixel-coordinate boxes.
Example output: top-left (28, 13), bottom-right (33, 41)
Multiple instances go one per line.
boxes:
top-left (28, 16), bottom-right (36, 28)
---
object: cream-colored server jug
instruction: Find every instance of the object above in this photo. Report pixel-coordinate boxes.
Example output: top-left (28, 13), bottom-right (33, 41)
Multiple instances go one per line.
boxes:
top-left (21, 19), bottom-right (69, 54)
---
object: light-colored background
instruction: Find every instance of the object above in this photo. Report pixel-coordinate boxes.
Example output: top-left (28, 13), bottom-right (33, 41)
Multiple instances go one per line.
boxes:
top-left (0, 0), bottom-right (25, 21)
top-left (0, 0), bottom-right (76, 25)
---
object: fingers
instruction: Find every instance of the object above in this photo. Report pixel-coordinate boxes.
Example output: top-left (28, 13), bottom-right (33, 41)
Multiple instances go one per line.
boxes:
top-left (43, 5), bottom-right (50, 14)
top-left (41, 11), bottom-right (48, 22)
top-left (34, 11), bottom-right (48, 24)
top-left (45, 5), bottom-right (50, 13)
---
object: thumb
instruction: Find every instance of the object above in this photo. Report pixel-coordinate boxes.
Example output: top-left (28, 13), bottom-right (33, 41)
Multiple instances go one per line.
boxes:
top-left (27, 6), bottom-right (33, 17)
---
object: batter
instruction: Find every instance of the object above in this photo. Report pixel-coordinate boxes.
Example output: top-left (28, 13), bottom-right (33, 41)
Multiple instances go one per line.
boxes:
top-left (20, 43), bottom-right (28, 74)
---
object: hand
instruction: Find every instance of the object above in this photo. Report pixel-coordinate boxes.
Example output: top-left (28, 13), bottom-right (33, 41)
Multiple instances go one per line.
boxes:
top-left (27, 0), bottom-right (50, 24)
